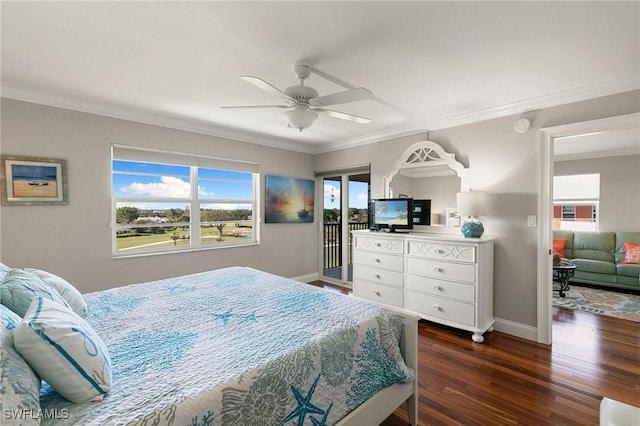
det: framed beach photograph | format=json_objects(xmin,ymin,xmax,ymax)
[
  {"xmin": 1, "ymin": 156, "xmax": 68, "ymax": 205},
  {"xmin": 265, "ymin": 175, "xmax": 315, "ymax": 223}
]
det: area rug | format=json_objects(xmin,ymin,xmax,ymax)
[{"xmin": 553, "ymin": 285, "xmax": 640, "ymax": 323}]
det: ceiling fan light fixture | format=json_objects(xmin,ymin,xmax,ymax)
[
  {"xmin": 285, "ymin": 108, "xmax": 318, "ymax": 132},
  {"xmin": 227, "ymin": 63, "xmax": 373, "ymax": 131}
]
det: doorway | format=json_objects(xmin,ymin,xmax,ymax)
[
  {"xmin": 537, "ymin": 113, "xmax": 639, "ymax": 344},
  {"xmin": 320, "ymin": 171, "xmax": 370, "ymax": 286}
]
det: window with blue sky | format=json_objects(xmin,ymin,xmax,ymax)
[
  {"xmin": 322, "ymin": 180, "xmax": 368, "ymax": 210},
  {"xmin": 112, "ymin": 147, "xmax": 258, "ymax": 256}
]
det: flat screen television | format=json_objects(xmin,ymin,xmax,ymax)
[
  {"xmin": 412, "ymin": 199, "xmax": 432, "ymax": 225},
  {"xmin": 370, "ymin": 198, "xmax": 413, "ymax": 232}
]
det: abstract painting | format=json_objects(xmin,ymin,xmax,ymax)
[{"xmin": 265, "ymin": 175, "xmax": 314, "ymax": 223}]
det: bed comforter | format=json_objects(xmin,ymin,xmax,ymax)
[{"xmin": 40, "ymin": 266, "xmax": 413, "ymax": 425}]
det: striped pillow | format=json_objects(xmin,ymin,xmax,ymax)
[
  {"xmin": 1, "ymin": 268, "xmax": 70, "ymax": 317},
  {"xmin": 13, "ymin": 297, "xmax": 112, "ymax": 403}
]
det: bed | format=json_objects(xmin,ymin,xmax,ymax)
[{"xmin": 3, "ymin": 265, "xmax": 418, "ymax": 425}]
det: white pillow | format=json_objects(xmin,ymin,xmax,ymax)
[
  {"xmin": 14, "ymin": 297, "xmax": 112, "ymax": 403},
  {"xmin": 0, "ymin": 305, "xmax": 41, "ymax": 425},
  {"xmin": 25, "ymin": 268, "xmax": 88, "ymax": 317}
]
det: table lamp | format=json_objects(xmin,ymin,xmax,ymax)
[{"xmin": 456, "ymin": 191, "xmax": 487, "ymax": 238}]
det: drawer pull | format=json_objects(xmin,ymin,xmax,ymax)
[
  {"xmin": 434, "ymin": 267, "xmax": 443, "ymax": 273},
  {"xmin": 433, "ymin": 285, "xmax": 443, "ymax": 291},
  {"xmin": 433, "ymin": 305, "xmax": 442, "ymax": 312},
  {"xmin": 374, "ymin": 291, "xmax": 381, "ymax": 296},
  {"xmin": 374, "ymin": 258, "xmax": 381, "ymax": 263},
  {"xmin": 435, "ymin": 249, "xmax": 443, "ymax": 254},
  {"xmin": 374, "ymin": 274, "xmax": 381, "ymax": 280},
  {"xmin": 375, "ymin": 243, "xmax": 382, "ymax": 247}
]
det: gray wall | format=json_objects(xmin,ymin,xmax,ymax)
[
  {"xmin": 555, "ymin": 155, "xmax": 640, "ymax": 232},
  {"xmin": 315, "ymin": 90, "xmax": 640, "ymax": 328},
  {"xmin": 0, "ymin": 99, "xmax": 318, "ymax": 292}
]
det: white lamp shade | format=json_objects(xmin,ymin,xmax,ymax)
[
  {"xmin": 285, "ymin": 108, "xmax": 318, "ymax": 131},
  {"xmin": 457, "ymin": 191, "xmax": 487, "ymax": 217}
]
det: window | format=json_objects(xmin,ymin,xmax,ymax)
[
  {"xmin": 553, "ymin": 174, "xmax": 599, "ymax": 231},
  {"xmin": 561, "ymin": 205, "xmax": 575, "ymax": 221},
  {"xmin": 112, "ymin": 146, "xmax": 259, "ymax": 256}
]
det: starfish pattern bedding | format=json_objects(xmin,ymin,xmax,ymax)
[{"xmin": 39, "ymin": 266, "xmax": 413, "ymax": 425}]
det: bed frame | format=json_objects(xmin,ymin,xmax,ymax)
[{"xmin": 336, "ymin": 309, "xmax": 419, "ymax": 426}]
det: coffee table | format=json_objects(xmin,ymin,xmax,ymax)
[{"xmin": 553, "ymin": 262, "xmax": 577, "ymax": 297}]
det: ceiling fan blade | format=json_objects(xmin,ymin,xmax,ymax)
[
  {"xmin": 221, "ymin": 104, "xmax": 290, "ymax": 109},
  {"xmin": 241, "ymin": 76, "xmax": 293, "ymax": 104},
  {"xmin": 315, "ymin": 108, "xmax": 371, "ymax": 124},
  {"xmin": 309, "ymin": 87, "xmax": 373, "ymax": 107}
]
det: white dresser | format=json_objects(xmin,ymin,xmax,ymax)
[{"xmin": 353, "ymin": 230, "xmax": 495, "ymax": 343}]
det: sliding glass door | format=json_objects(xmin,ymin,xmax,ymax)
[{"xmin": 320, "ymin": 171, "xmax": 369, "ymax": 285}]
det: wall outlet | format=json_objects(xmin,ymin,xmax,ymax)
[{"xmin": 527, "ymin": 215, "xmax": 537, "ymax": 227}]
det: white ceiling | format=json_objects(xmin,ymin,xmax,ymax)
[{"xmin": 2, "ymin": 1, "xmax": 639, "ymax": 154}]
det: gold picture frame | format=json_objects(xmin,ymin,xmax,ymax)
[{"xmin": 1, "ymin": 155, "xmax": 68, "ymax": 205}]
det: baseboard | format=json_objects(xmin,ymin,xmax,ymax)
[
  {"xmin": 292, "ymin": 272, "xmax": 319, "ymax": 283},
  {"xmin": 493, "ymin": 317, "xmax": 538, "ymax": 342}
]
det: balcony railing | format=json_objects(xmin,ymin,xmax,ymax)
[{"xmin": 323, "ymin": 221, "xmax": 369, "ymax": 270}]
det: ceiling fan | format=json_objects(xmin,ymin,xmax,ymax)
[{"xmin": 222, "ymin": 62, "xmax": 373, "ymax": 132}]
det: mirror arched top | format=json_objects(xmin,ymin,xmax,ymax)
[{"xmin": 384, "ymin": 140, "xmax": 470, "ymax": 197}]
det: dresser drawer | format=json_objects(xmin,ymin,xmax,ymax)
[
  {"xmin": 407, "ymin": 240, "xmax": 476, "ymax": 263},
  {"xmin": 406, "ymin": 275, "xmax": 475, "ymax": 303},
  {"xmin": 354, "ymin": 264, "xmax": 403, "ymax": 288},
  {"xmin": 354, "ymin": 250, "xmax": 404, "ymax": 272},
  {"xmin": 407, "ymin": 257, "xmax": 476, "ymax": 283},
  {"xmin": 354, "ymin": 280, "xmax": 403, "ymax": 307},
  {"xmin": 355, "ymin": 235, "xmax": 404, "ymax": 254},
  {"xmin": 405, "ymin": 291, "xmax": 475, "ymax": 326}
]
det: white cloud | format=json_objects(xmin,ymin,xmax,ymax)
[
  {"xmin": 198, "ymin": 187, "xmax": 214, "ymax": 197},
  {"xmin": 121, "ymin": 176, "xmax": 190, "ymax": 198},
  {"xmin": 120, "ymin": 176, "xmax": 215, "ymax": 198}
]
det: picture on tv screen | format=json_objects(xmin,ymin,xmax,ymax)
[{"xmin": 373, "ymin": 199, "xmax": 411, "ymax": 227}]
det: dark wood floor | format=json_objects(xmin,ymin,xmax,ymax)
[{"xmin": 309, "ymin": 281, "xmax": 640, "ymax": 425}]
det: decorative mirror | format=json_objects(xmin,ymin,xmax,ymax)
[{"xmin": 384, "ymin": 141, "xmax": 469, "ymax": 227}]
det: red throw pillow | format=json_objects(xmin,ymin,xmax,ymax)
[
  {"xmin": 553, "ymin": 239, "xmax": 567, "ymax": 257},
  {"xmin": 622, "ymin": 242, "xmax": 640, "ymax": 264}
]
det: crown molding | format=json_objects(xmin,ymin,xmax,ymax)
[
  {"xmin": 311, "ymin": 74, "xmax": 640, "ymax": 153},
  {"xmin": 3, "ymin": 74, "xmax": 638, "ymax": 156},
  {"xmin": 0, "ymin": 86, "xmax": 320, "ymax": 154},
  {"xmin": 315, "ymin": 122, "xmax": 430, "ymax": 154},
  {"xmin": 423, "ymin": 74, "xmax": 639, "ymax": 131}
]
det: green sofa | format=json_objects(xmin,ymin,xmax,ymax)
[{"xmin": 553, "ymin": 230, "xmax": 640, "ymax": 292}]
